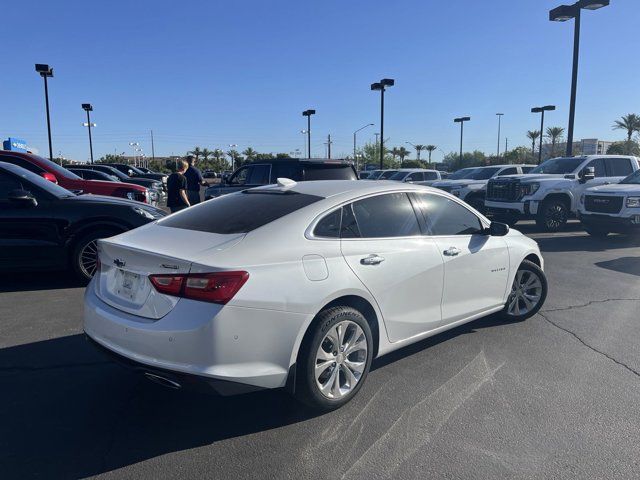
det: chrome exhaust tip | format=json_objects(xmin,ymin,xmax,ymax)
[{"xmin": 144, "ymin": 372, "xmax": 181, "ymax": 389}]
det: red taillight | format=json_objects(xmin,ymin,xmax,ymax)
[
  {"xmin": 41, "ymin": 172, "xmax": 58, "ymax": 184},
  {"xmin": 148, "ymin": 271, "xmax": 249, "ymax": 304}
]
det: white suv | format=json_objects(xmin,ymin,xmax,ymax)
[
  {"xmin": 431, "ymin": 164, "xmax": 534, "ymax": 213},
  {"xmin": 578, "ymin": 168, "xmax": 640, "ymax": 236},
  {"xmin": 485, "ymin": 155, "xmax": 640, "ymax": 232}
]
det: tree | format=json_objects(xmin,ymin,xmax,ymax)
[
  {"xmin": 546, "ymin": 127, "xmax": 565, "ymax": 157},
  {"xmin": 425, "ymin": 145, "xmax": 437, "ymax": 165},
  {"xmin": 188, "ymin": 147, "xmax": 203, "ymax": 160},
  {"xmin": 443, "ymin": 150, "xmax": 487, "ymax": 170},
  {"xmin": 360, "ymin": 142, "xmax": 394, "ymax": 168},
  {"xmin": 413, "ymin": 144, "xmax": 426, "ymax": 162},
  {"xmin": 613, "ymin": 114, "xmax": 640, "ymax": 142},
  {"xmin": 526, "ymin": 130, "xmax": 540, "ymax": 156},
  {"xmin": 389, "ymin": 147, "xmax": 400, "ymax": 163},
  {"xmin": 242, "ymin": 147, "xmax": 257, "ymax": 163},
  {"xmin": 397, "ymin": 147, "xmax": 410, "ymax": 166},
  {"xmin": 607, "ymin": 140, "xmax": 640, "ymax": 156},
  {"xmin": 227, "ymin": 149, "xmax": 242, "ymax": 170},
  {"xmin": 98, "ymin": 154, "xmax": 127, "ymax": 164},
  {"xmin": 201, "ymin": 148, "xmax": 213, "ymax": 163}
]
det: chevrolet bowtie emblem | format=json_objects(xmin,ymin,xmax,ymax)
[{"xmin": 113, "ymin": 258, "xmax": 126, "ymax": 268}]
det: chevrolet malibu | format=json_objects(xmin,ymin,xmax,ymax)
[{"xmin": 84, "ymin": 180, "xmax": 547, "ymax": 410}]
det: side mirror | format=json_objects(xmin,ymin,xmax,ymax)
[
  {"xmin": 579, "ymin": 166, "xmax": 595, "ymax": 183},
  {"xmin": 128, "ymin": 169, "xmax": 135, "ymax": 177},
  {"xmin": 8, "ymin": 189, "xmax": 38, "ymax": 207},
  {"xmin": 488, "ymin": 221, "xmax": 509, "ymax": 237}
]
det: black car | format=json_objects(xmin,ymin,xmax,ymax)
[
  {"xmin": 103, "ymin": 163, "xmax": 168, "ymax": 189},
  {"xmin": 204, "ymin": 158, "xmax": 358, "ymax": 199},
  {"xmin": 70, "ymin": 164, "xmax": 165, "ymax": 200},
  {"xmin": 0, "ymin": 162, "xmax": 166, "ymax": 282},
  {"xmin": 67, "ymin": 167, "xmax": 120, "ymax": 182}
]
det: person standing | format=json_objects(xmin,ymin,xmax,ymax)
[
  {"xmin": 184, "ymin": 155, "xmax": 207, "ymax": 205},
  {"xmin": 166, "ymin": 159, "xmax": 190, "ymax": 213}
]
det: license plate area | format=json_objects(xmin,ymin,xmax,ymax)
[
  {"xmin": 632, "ymin": 215, "xmax": 640, "ymax": 225},
  {"xmin": 115, "ymin": 269, "xmax": 142, "ymax": 301}
]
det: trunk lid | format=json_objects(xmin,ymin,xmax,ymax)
[{"xmin": 95, "ymin": 224, "xmax": 245, "ymax": 319}]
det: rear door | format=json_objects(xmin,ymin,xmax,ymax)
[
  {"xmin": 412, "ymin": 192, "xmax": 510, "ymax": 323},
  {"xmin": 340, "ymin": 192, "xmax": 444, "ymax": 343}
]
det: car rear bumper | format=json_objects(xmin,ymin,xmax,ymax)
[{"xmin": 83, "ymin": 282, "xmax": 309, "ymax": 391}]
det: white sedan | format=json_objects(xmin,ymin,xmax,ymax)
[{"xmin": 84, "ymin": 179, "xmax": 547, "ymax": 410}]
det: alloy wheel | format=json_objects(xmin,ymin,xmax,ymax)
[
  {"xmin": 79, "ymin": 240, "xmax": 99, "ymax": 279},
  {"xmin": 315, "ymin": 320, "xmax": 368, "ymax": 399},
  {"xmin": 507, "ymin": 269, "xmax": 543, "ymax": 316},
  {"xmin": 544, "ymin": 204, "xmax": 567, "ymax": 230}
]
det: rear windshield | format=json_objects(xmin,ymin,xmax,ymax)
[
  {"xmin": 302, "ymin": 164, "xmax": 357, "ymax": 181},
  {"xmin": 158, "ymin": 190, "xmax": 324, "ymax": 234}
]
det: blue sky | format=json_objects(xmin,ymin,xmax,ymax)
[{"xmin": 1, "ymin": 0, "xmax": 638, "ymax": 162}]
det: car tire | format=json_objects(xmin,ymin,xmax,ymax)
[
  {"xmin": 536, "ymin": 198, "xmax": 569, "ymax": 232},
  {"xmin": 502, "ymin": 260, "xmax": 547, "ymax": 321},
  {"xmin": 584, "ymin": 225, "xmax": 610, "ymax": 237},
  {"xmin": 71, "ymin": 229, "xmax": 119, "ymax": 283},
  {"xmin": 295, "ymin": 306, "xmax": 373, "ymax": 411}
]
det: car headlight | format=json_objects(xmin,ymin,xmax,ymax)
[
  {"xmin": 626, "ymin": 197, "xmax": 640, "ymax": 208},
  {"xmin": 518, "ymin": 182, "xmax": 540, "ymax": 198},
  {"xmin": 132, "ymin": 206, "xmax": 162, "ymax": 219}
]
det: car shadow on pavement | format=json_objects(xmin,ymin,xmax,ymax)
[
  {"xmin": 534, "ymin": 234, "xmax": 639, "ymax": 253},
  {"xmin": 0, "ymin": 270, "xmax": 85, "ymax": 293},
  {"xmin": 595, "ymin": 256, "xmax": 640, "ymax": 277}
]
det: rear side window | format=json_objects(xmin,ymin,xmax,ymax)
[
  {"xmin": 0, "ymin": 171, "xmax": 23, "ymax": 198},
  {"xmin": 498, "ymin": 167, "xmax": 517, "ymax": 176},
  {"xmin": 159, "ymin": 191, "xmax": 323, "ymax": 234},
  {"xmin": 313, "ymin": 209, "xmax": 341, "ymax": 238},
  {"xmin": 522, "ymin": 166, "xmax": 535, "ymax": 173},
  {"xmin": 424, "ymin": 171, "xmax": 439, "ymax": 180},
  {"xmin": 246, "ymin": 164, "xmax": 271, "ymax": 185},
  {"xmin": 605, "ymin": 158, "xmax": 633, "ymax": 177},
  {"xmin": 2, "ymin": 156, "xmax": 44, "ymax": 175},
  {"xmin": 350, "ymin": 193, "xmax": 420, "ymax": 238},
  {"xmin": 302, "ymin": 164, "xmax": 357, "ymax": 181},
  {"xmin": 414, "ymin": 193, "xmax": 483, "ymax": 235}
]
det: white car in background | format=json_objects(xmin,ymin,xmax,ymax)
[
  {"xmin": 388, "ymin": 168, "xmax": 442, "ymax": 185},
  {"xmin": 84, "ymin": 179, "xmax": 547, "ymax": 410}
]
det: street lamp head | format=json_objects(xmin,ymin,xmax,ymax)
[
  {"xmin": 496, "ymin": 113, "xmax": 504, "ymax": 116},
  {"xmin": 549, "ymin": 5, "xmax": 577, "ymax": 21},
  {"xmin": 81, "ymin": 103, "xmax": 93, "ymax": 112},
  {"xmin": 454, "ymin": 117, "xmax": 471, "ymax": 123},
  {"xmin": 302, "ymin": 109, "xmax": 316, "ymax": 116},
  {"xmin": 532, "ymin": 105, "xmax": 556, "ymax": 113},
  {"xmin": 370, "ymin": 82, "xmax": 382, "ymax": 91},
  {"xmin": 35, "ymin": 63, "xmax": 53, "ymax": 77},
  {"xmin": 578, "ymin": 0, "xmax": 609, "ymax": 10},
  {"xmin": 380, "ymin": 78, "xmax": 395, "ymax": 87}
]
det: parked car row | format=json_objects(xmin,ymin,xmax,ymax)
[{"xmin": 0, "ymin": 161, "xmax": 166, "ymax": 282}]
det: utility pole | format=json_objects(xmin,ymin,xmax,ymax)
[
  {"xmin": 150, "ymin": 130, "xmax": 155, "ymax": 162},
  {"xmin": 326, "ymin": 134, "xmax": 332, "ymax": 159},
  {"xmin": 505, "ymin": 137, "xmax": 508, "ymax": 154}
]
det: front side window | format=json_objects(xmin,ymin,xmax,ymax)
[
  {"xmin": 522, "ymin": 166, "xmax": 535, "ymax": 173},
  {"xmin": 498, "ymin": 167, "xmax": 517, "ymax": 176},
  {"xmin": 379, "ymin": 170, "xmax": 398, "ymax": 180},
  {"xmin": 414, "ymin": 193, "xmax": 483, "ymax": 236},
  {"xmin": 586, "ymin": 158, "xmax": 606, "ymax": 177},
  {"xmin": 407, "ymin": 172, "xmax": 424, "ymax": 182},
  {"xmin": 0, "ymin": 171, "xmax": 23, "ymax": 198},
  {"xmin": 424, "ymin": 171, "xmax": 439, "ymax": 180},
  {"xmin": 229, "ymin": 166, "xmax": 250, "ymax": 185},
  {"xmin": 349, "ymin": 193, "xmax": 420, "ymax": 238},
  {"xmin": 605, "ymin": 158, "xmax": 633, "ymax": 177}
]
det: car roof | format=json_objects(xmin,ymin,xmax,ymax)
[
  {"xmin": 252, "ymin": 179, "xmax": 437, "ymax": 198},
  {"xmin": 247, "ymin": 158, "xmax": 353, "ymax": 165}
]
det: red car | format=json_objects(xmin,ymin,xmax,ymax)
[{"xmin": 0, "ymin": 151, "xmax": 150, "ymax": 203}]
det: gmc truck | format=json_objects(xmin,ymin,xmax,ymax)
[{"xmin": 485, "ymin": 155, "xmax": 640, "ymax": 232}]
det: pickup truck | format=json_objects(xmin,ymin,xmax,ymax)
[
  {"xmin": 431, "ymin": 164, "xmax": 534, "ymax": 213},
  {"xmin": 578, "ymin": 168, "xmax": 640, "ymax": 236},
  {"xmin": 485, "ymin": 155, "xmax": 640, "ymax": 231}
]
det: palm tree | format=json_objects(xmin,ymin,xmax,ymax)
[
  {"xmin": 425, "ymin": 145, "xmax": 437, "ymax": 165},
  {"xmin": 201, "ymin": 148, "xmax": 213, "ymax": 163},
  {"xmin": 242, "ymin": 147, "xmax": 257, "ymax": 163},
  {"xmin": 613, "ymin": 113, "xmax": 640, "ymax": 141},
  {"xmin": 397, "ymin": 146, "xmax": 410, "ymax": 166},
  {"xmin": 412, "ymin": 144, "xmax": 426, "ymax": 162},
  {"xmin": 227, "ymin": 149, "xmax": 242, "ymax": 170},
  {"xmin": 526, "ymin": 130, "xmax": 540, "ymax": 156},
  {"xmin": 389, "ymin": 147, "xmax": 400, "ymax": 163},
  {"xmin": 188, "ymin": 146, "xmax": 203, "ymax": 161},
  {"xmin": 545, "ymin": 127, "xmax": 565, "ymax": 157}
]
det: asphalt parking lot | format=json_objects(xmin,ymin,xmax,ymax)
[{"xmin": 2, "ymin": 221, "xmax": 640, "ymax": 479}]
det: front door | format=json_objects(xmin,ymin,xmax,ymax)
[
  {"xmin": 412, "ymin": 192, "xmax": 510, "ymax": 323},
  {"xmin": 339, "ymin": 193, "xmax": 444, "ymax": 343}
]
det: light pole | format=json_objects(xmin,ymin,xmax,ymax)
[
  {"xmin": 300, "ymin": 130, "xmax": 307, "ymax": 159},
  {"xmin": 35, "ymin": 64, "xmax": 54, "ymax": 162},
  {"xmin": 496, "ymin": 113, "xmax": 504, "ymax": 157},
  {"xmin": 81, "ymin": 104, "xmax": 96, "ymax": 164},
  {"xmin": 453, "ymin": 117, "xmax": 471, "ymax": 165},
  {"xmin": 128, "ymin": 142, "xmax": 139, "ymax": 166},
  {"xmin": 353, "ymin": 123, "xmax": 374, "ymax": 170},
  {"xmin": 531, "ymin": 105, "xmax": 556, "ymax": 164},
  {"xmin": 228, "ymin": 144, "xmax": 238, "ymax": 169},
  {"xmin": 302, "ymin": 110, "xmax": 315, "ymax": 159},
  {"xmin": 371, "ymin": 78, "xmax": 395, "ymax": 169},
  {"xmin": 550, "ymin": 0, "xmax": 609, "ymax": 156}
]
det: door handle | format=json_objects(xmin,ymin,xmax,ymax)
[
  {"xmin": 360, "ymin": 254, "xmax": 385, "ymax": 265},
  {"xmin": 443, "ymin": 247, "xmax": 461, "ymax": 257}
]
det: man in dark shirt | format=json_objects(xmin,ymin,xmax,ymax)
[
  {"xmin": 166, "ymin": 160, "xmax": 190, "ymax": 213},
  {"xmin": 184, "ymin": 155, "xmax": 207, "ymax": 205}
]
